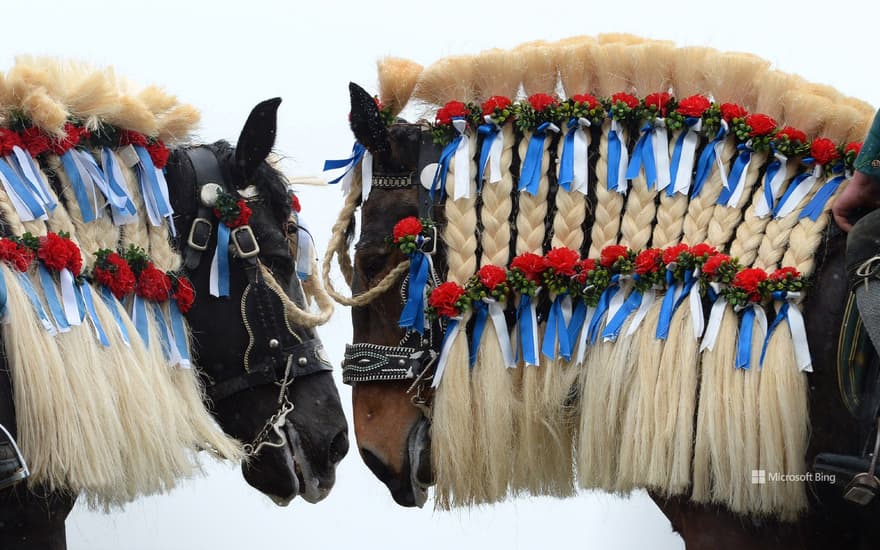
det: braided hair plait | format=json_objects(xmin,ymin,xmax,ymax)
[
  {"xmin": 588, "ymin": 119, "xmax": 627, "ymax": 257},
  {"xmin": 706, "ymin": 151, "xmax": 769, "ymax": 251},
  {"xmin": 681, "ymin": 136, "xmax": 737, "ymax": 244}
]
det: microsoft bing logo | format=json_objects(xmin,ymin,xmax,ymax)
[{"xmin": 751, "ymin": 469, "xmax": 766, "ymax": 484}]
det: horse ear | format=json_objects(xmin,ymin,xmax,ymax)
[
  {"xmin": 235, "ymin": 97, "xmax": 282, "ymax": 180},
  {"xmin": 349, "ymin": 82, "xmax": 390, "ymax": 155}
]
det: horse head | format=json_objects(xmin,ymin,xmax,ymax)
[{"xmin": 166, "ymin": 98, "xmax": 348, "ymax": 505}]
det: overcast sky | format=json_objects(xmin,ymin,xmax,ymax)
[{"xmin": 3, "ymin": 1, "xmax": 878, "ymax": 549}]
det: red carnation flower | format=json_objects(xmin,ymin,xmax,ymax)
[
  {"xmin": 0, "ymin": 128, "xmax": 23, "ymax": 157},
  {"xmin": 600, "ymin": 245, "xmax": 629, "ymax": 268},
  {"xmin": 634, "ymin": 248, "xmax": 663, "ymax": 275},
  {"xmin": 94, "ymin": 252, "xmax": 137, "ymax": 299},
  {"xmin": 291, "ymin": 193, "xmax": 301, "ymax": 213},
  {"xmin": 662, "ymin": 243, "xmax": 690, "ymax": 265},
  {"xmin": 37, "ymin": 232, "xmax": 73, "ymax": 272},
  {"xmin": 746, "ymin": 114, "xmax": 777, "ymax": 137},
  {"xmin": 571, "ymin": 94, "xmax": 599, "ymax": 110},
  {"xmin": 392, "ymin": 216, "xmax": 423, "ymax": 243},
  {"xmin": 702, "ymin": 254, "xmax": 732, "ymax": 278},
  {"xmin": 20, "ymin": 127, "xmax": 50, "ymax": 157},
  {"xmin": 811, "ymin": 137, "xmax": 840, "ymax": 166},
  {"xmin": 545, "ymin": 247, "xmax": 580, "ymax": 276},
  {"xmin": 575, "ymin": 258, "xmax": 597, "ymax": 284},
  {"xmin": 775, "ymin": 126, "xmax": 806, "ymax": 143},
  {"xmin": 689, "ymin": 243, "xmax": 719, "ymax": 261},
  {"xmin": 119, "ymin": 130, "xmax": 149, "ymax": 147},
  {"xmin": 231, "ymin": 201, "xmax": 252, "ymax": 228},
  {"xmin": 482, "ymin": 96, "xmax": 512, "ymax": 116},
  {"xmin": 136, "ymin": 263, "xmax": 172, "ymax": 302},
  {"xmin": 146, "ymin": 140, "xmax": 170, "ymax": 169},
  {"xmin": 677, "ymin": 95, "xmax": 711, "ymax": 118},
  {"xmin": 528, "ymin": 93, "xmax": 557, "ymax": 113},
  {"xmin": 720, "ymin": 103, "xmax": 748, "ymax": 123},
  {"xmin": 477, "ymin": 265, "xmax": 507, "ymax": 291},
  {"xmin": 173, "ymin": 276, "xmax": 196, "ymax": 314},
  {"xmin": 50, "ymin": 123, "xmax": 87, "ymax": 155},
  {"xmin": 845, "ymin": 142, "xmax": 863, "ymax": 156},
  {"xmin": 0, "ymin": 239, "xmax": 34, "ymax": 272},
  {"xmin": 428, "ymin": 281, "xmax": 466, "ymax": 318},
  {"xmin": 436, "ymin": 101, "xmax": 468, "ymax": 126},
  {"xmin": 64, "ymin": 239, "xmax": 83, "ymax": 277},
  {"xmin": 611, "ymin": 92, "xmax": 639, "ymax": 109},
  {"xmin": 770, "ymin": 266, "xmax": 800, "ymax": 281},
  {"xmin": 510, "ymin": 252, "xmax": 547, "ymax": 282},
  {"xmin": 644, "ymin": 92, "xmax": 672, "ymax": 117},
  {"xmin": 732, "ymin": 267, "xmax": 768, "ymax": 301}
]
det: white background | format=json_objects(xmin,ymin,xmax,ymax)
[{"xmin": 2, "ymin": 1, "xmax": 877, "ymax": 549}]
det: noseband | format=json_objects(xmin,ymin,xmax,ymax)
[{"xmin": 178, "ymin": 146, "xmax": 332, "ymax": 454}]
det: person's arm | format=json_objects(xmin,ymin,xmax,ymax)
[{"xmin": 833, "ymin": 109, "xmax": 880, "ymax": 231}]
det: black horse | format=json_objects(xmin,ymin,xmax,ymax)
[{"xmin": 0, "ymin": 99, "xmax": 349, "ymax": 549}]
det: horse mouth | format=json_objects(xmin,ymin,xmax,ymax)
[
  {"xmin": 288, "ymin": 426, "xmax": 333, "ymax": 504},
  {"xmin": 406, "ymin": 418, "xmax": 432, "ymax": 507}
]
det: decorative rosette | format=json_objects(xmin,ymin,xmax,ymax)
[
  {"xmin": 391, "ymin": 216, "xmax": 431, "ymax": 255},
  {"xmin": 772, "ymin": 126, "xmax": 809, "ymax": 158},
  {"xmin": 800, "ymin": 139, "xmax": 858, "ymax": 221},
  {"xmin": 604, "ymin": 92, "xmax": 640, "ymax": 123},
  {"xmin": 477, "ymin": 96, "xmax": 514, "ymax": 188},
  {"xmin": 20, "ymin": 126, "xmax": 52, "ymax": 157},
  {"xmin": 641, "ymin": 91, "xmax": 673, "ymax": 120},
  {"xmin": 92, "ymin": 249, "xmax": 137, "ymax": 300},
  {"xmin": 632, "ymin": 248, "xmax": 664, "ymax": 293},
  {"xmin": 740, "ymin": 113, "xmax": 777, "ymax": 151},
  {"xmin": 514, "ymin": 93, "xmax": 561, "ymax": 133},
  {"xmin": 123, "ymin": 246, "xmax": 172, "ymax": 303},
  {"xmin": 542, "ymin": 247, "xmax": 580, "ymax": 295},
  {"xmin": 508, "ymin": 252, "xmax": 547, "ymax": 297},
  {"xmin": 170, "ymin": 273, "xmax": 196, "ymax": 314},
  {"xmin": 588, "ymin": 245, "xmax": 635, "ymax": 344},
  {"xmin": 810, "ymin": 137, "xmax": 841, "ymax": 171},
  {"xmin": 481, "ymin": 96, "xmax": 514, "ymax": 126},
  {"xmin": 427, "ymin": 281, "xmax": 469, "ymax": 319},
  {"xmin": 393, "ymin": 216, "xmax": 436, "ymax": 334},
  {"xmin": 701, "ymin": 253, "xmax": 741, "ymax": 287},
  {"xmin": 762, "ymin": 266, "xmax": 811, "ymax": 370},
  {"xmin": 720, "ymin": 267, "xmax": 770, "ymax": 308},
  {"xmin": 574, "ymin": 258, "xmax": 610, "ymax": 307},
  {"xmin": 558, "ymin": 93, "xmax": 603, "ymax": 194},
  {"xmin": 213, "ymin": 189, "xmax": 253, "ymax": 228},
  {"xmin": 432, "ymin": 100, "xmax": 479, "ymax": 146},
  {"xmin": 563, "ymin": 93, "xmax": 606, "ymax": 127},
  {"xmin": 50, "ymin": 123, "xmax": 90, "ymax": 156},
  {"xmin": 842, "ymin": 142, "xmax": 863, "ymax": 172},
  {"xmin": 599, "ymin": 244, "xmax": 634, "ymax": 274},
  {"xmin": 0, "ymin": 238, "xmax": 35, "ymax": 272},
  {"xmin": 508, "ymin": 252, "xmax": 548, "ymax": 366},
  {"xmin": 667, "ymin": 94, "xmax": 714, "ymax": 133},
  {"xmin": 466, "ymin": 265, "xmax": 510, "ymax": 303},
  {"xmin": 466, "ymin": 264, "xmax": 516, "ymax": 367},
  {"xmin": 540, "ymin": 247, "xmax": 581, "ymax": 360},
  {"xmin": 722, "ymin": 103, "xmax": 750, "ymax": 138}
]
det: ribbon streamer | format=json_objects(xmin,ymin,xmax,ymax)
[
  {"xmin": 587, "ymin": 281, "xmax": 619, "ymax": 344},
  {"xmin": 60, "ymin": 150, "xmax": 100, "ymax": 222},
  {"xmin": 773, "ymin": 163, "xmax": 820, "ymax": 219},
  {"xmin": 519, "ymin": 122, "xmax": 559, "ymax": 195},
  {"xmin": 486, "ymin": 300, "xmax": 516, "ymax": 368},
  {"xmin": 626, "ymin": 123, "xmax": 658, "ymax": 189},
  {"xmin": 558, "ymin": 118, "xmax": 591, "ymax": 194},
  {"xmin": 573, "ymin": 305, "xmax": 596, "ymax": 366},
  {"xmin": 432, "ymin": 134, "xmax": 461, "ymax": 200},
  {"xmin": 735, "ymin": 303, "xmax": 768, "ymax": 369},
  {"xmin": 607, "ymin": 119, "xmax": 629, "ymax": 193},
  {"xmin": 451, "ymin": 119, "xmax": 471, "ymax": 201},
  {"xmin": 652, "ymin": 119, "xmax": 671, "ymax": 192},
  {"xmin": 99, "ymin": 147, "xmax": 139, "ymax": 224},
  {"xmin": 431, "ymin": 318, "xmax": 461, "ymax": 388},
  {"xmin": 323, "ymin": 141, "xmax": 366, "ymax": 193},
  {"xmin": 11, "ymin": 147, "xmax": 56, "ymax": 212},
  {"xmin": 80, "ymin": 283, "xmax": 110, "ymax": 347},
  {"xmin": 133, "ymin": 145, "xmax": 174, "ymax": 229},
  {"xmin": 799, "ymin": 174, "xmax": 846, "ymax": 221},
  {"xmin": 754, "ymin": 154, "xmax": 788, "ymax": 217},
  {"xmin": 59, "ymin": 268, "xmax": 84, "ymax": 326},
  {"xmin": 0, "ymin": 156, "xmax": 46, "ymax": 221},
  {"xmin": 398, "ymin": 249, "xmax": 430, "ymax": 334},
  {"xmin": 566, "ymin": 300, "xmax": 588, "ymax": 350},
  {"xmin": 626, "ymin": 287, "xmax": 656, "ymax": 336},
  {"xmin": 717, "ymin": 144, "xmax": 752, "ymax": 208},
  {"xmin": 669, "ymin": 118, "xmax": 702, "ymax": 196},
  {"xmin": 99, "ymin": 286, "xmax": 130, "ymax": 346},
  {"xmin": 17, "ymin": 272, "xmax": 55, "ymax": 334},
  {"xmin": 477, "ymin": 123, "xmax": 500, "ymax": 190},
  {"xmin": 169, "ymin": 301, "xmax": 192, "ymax": 368},
  {"xmin": 150, "ymin": 301, "xmax": 177, "ymax": 363},
  {"xmin": 761, "ymin": 292, "xmax": 812, "ymax": 372},
  {"xmin": 470, "ymin": 300, "xmax": 489, "ymax": 367},
  {"xmin": 132, "ymin": 294, "xmax": 150, "ymax": 348},
  {"xmin": 516, "ymin": 293, "xmax": 541, "ymax": 366},
  {"xmin": 692, "ymin": 124, "xmax": 728, "ymax": 197},
  {"xmin": 38, "ymin": 265, "xmax": 70, "ymax": 333},
  {"xmin": 700, "ymin": 284, "xmax": 726, "ymax": 352},
  {"xmin": 542, "ymin": 294, "xmax": 573, "ymax": 361},
  {"xmin": 209, "ymin": 222, "xmax": 231, "ymax": 297},
  {"xmin": 602, "ymin": 289, "xmax": 643, "ymax": 342}
]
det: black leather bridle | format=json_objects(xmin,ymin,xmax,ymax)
[{"xmin": 176, "ymin": 146, "xmax": 332, "ymax": 449}]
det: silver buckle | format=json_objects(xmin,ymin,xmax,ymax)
[
  {"xmin": 187, "ymin": 218, "xmax": 213, "ymax": 251},
  {"xmin": 420, "ymin": 226, "xmax": 438, "ymax": 255},
  {"xmin": 231, "ymin": 225, "xmax": 260, "ymax": 259}
]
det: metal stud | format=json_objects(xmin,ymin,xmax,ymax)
[
  {"xmin": 298, "ymin": 357, "xmax": 308, "ymax": 366},
  {"xmin": 398, "ymin": 359, "xmax": 406, "ymax": 367},
  {"xmin": 268, "ymin": 339, "xmax": 280, "ymax": 349}
]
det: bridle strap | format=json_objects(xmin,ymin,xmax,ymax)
[
  {"xmin": 342, "ymin": 342, "xmax": 436, "ymax": 384},
  {"xmin": 182, "ymin": 147, "xmax": 226, "ymax": 270}
]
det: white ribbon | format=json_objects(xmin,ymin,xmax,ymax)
[
  {"xmin": 431, "ymin": 316, "xmax": 462, "ymax": 388},
  {"xmin": 69, "ymin": 151, "xmax": 104, "ymax": 218},
  {"xmin": 689, "ymin": 268, "xmax": 704, "ymax": 339},
  {"xmin": 611, "ymin": 119, "xmax": 629, "ymax": 194},
  {"xmin": 652, "ymin": 118, "xmax": 672, "ymax": 192},
  {"xmin": 606, "ymin": 281, "xmax": 629, "ymax": 323},
  {"xmin": 724, "ymin": 146, "xmax": 752, "ymax": 208},
  {"xmin": 715, "ymin": 121, "xmax": 730, "ymax": 189},
  {"xmin": 0, "ymin": 163, "xmax": 41, "ymax": 221},
  {"xmin": 673, "ymin": 119, "xmax": 702, "ymax": 195},
  {"xmin": 754, "ymin": 153, "xmax": 789, "ymax": 218},
  {"xmin": 100, "ymin": 148, "xmax": 139, "ymax": 225},
  {"xmin": 452, "ymin": 119, "xmax": 471, "ymax": 201},
  {"xmin": 774, "ymin": 165, "xmax": 821, "ymax": 219},
  {"xmin": 573, "ymin": 306, "xmax": 596, "ymax": 366},
  {"xmin": 525, "ymin": 290, "xmax": 541, "ymax": 367},
  {"xmin": 752, "ymin": 303, "xmax": 768, "ymax": 353},
  {"xmin": 487, "ymin": 299, "xmax": 516, "ymax": 368},
  {"xmin": 485, "ymin": 116, "xmax": 504, "ymax": 184},
  {"xmin": 573, "ymin": 118, "xmax": 591, "ymax": 194},
  {"xmin": 59, "ymin": 268, "xmax": 83, "ymax": 326},
  {"xmin": 12, "ymin": 146, "xmax": 54, "ymax": 207},
  {"xmin": 700, "ymin": 283, "xmax": 726, "ymax": 352},
  {"xmin": 785, "ymin": 292, "xmax": 812, "ymax": 372},
  {"xmin": 360, "ymin": 150, "xmax": 373, "ymax": 203},
  {"xmin": 626, "ymin": 287, "xmax": 656, "ymax": 336},
  {"xmin": 152, "ymin": 167, "xmax": 176, "ymax": 237}
]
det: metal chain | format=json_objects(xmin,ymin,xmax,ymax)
[{"xmin": 242, "ymin": 357, "xmax": 297, "ymax": 457}]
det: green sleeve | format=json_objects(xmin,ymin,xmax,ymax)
[{"xmin": 855, "ymin": 108, "xmax": 880, "ymax": 179}]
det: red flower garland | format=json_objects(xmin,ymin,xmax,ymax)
[
  {"xmin": 544, "ymin": 247, "xmax": 579, "ymax": 276},
  {"xmin": 146, "ymin": 140, "xmax": 170, "ymax": 169},
  {"xmin": 0, "ymin": 239, "xmax": 34, "ymax": 272},
  {"xmin": 93, "ymin": 251, "xmax": 137, "ymax": 299},
  {"xmin": 482, "ymin": 96, "xmax": 512, "ymax": 116},
  {"xmin": 720, "ymin": 103, "xmax": 748, "ymax": 123},
  {"xmin": 20, "ymin": 127, "xmax": 50, "ymax": 157},
  {"xmin": 428, "ymin": 281, "xmax": 467, "ymax": 318},
  {"xmin": 611, "ymin": 92, "xmax": 639, "ymax": 109},
  {"xmin": 50, "ymin": 123, "xmax": 88, "ymax": 155},
  {"xmin": 136, "ymin": 262, "xmax": 172, "ymax": 302},
  {"xmin": 571, "ymin": 93, "xmax": 600, "ymax": 110},
  {"xmin": 0, "ymin": 128, "xmax": 23, "ymax": 157},
  {"xmin": 600, "ymin": 245, "xmax": 629, "ymax": 269},
  {"xmin": 37, "ymin": 232, "xmax": 81, "ymax": 274},
  {"xmin": 435, "ymin": 101, "xmax": 468, "ymax": 126},
  {"xmin": 811, "ymin": 137, "xmax": 840, "ymax": 166},
  {"xmin": 677, "ymin": 95, "xmax": 711, "ymax": 118},
  {"xmin": 731, "ymin": 267, "xmax": 768, "ymax": 302},
  {"xmin": 510, "ymin": 252, "xmax": 547, "ymax": 282},
  {"xmin": 634, "ymin": 248, "xmax": 663, "ymax": 276},
  {"xmin": 172, "ymin": 276, "xmax": 196, "ymax": 313},
  {"xmin": 644, "ymin": 92, "xmax": 672, "ymax": 117},
  {"xmin": 745, "ymin": 114, "xmax": 777, "ymax": 137},
  {"xmin": 476, "ymin": 265, "xmax": 506, "ymax": 291},
  {"xmin": 528, "ymin": 93, "xmax": 557, "ymax": 113},
  {"xmin": 119, "ymin": 130, "xmax": 149, "ymax": 147}
]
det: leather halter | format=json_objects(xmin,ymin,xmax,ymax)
[
  {"xmin": 178, "ymin": 146, "xmax": 332, "ymax": 403},
  {"xmin": 341, "ymin": 128, "xmax": 444, "ymax": 393}
]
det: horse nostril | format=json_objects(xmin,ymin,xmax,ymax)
[{"xmin": 328, "ymin": 429, "xmax": 350, "ymax": 465}]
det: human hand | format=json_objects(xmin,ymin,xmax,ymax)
[{"xmin": 832, "ymin": 171, "xmax": 880, "ymax": 232}]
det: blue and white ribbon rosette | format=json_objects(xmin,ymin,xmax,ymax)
[
  {"xmin": 397, "ymin": 233, "xmax": 433, "ymax": 335},
  {"xmin": 516, "ymin": 288, "xmax": 542, "ymax": 367},
  {"xmin": 477, "ymin": 115, "xmax": 504, "ymax": 190},
  {"xmin": 470, "ymin": 297, "xmax": 516, "ymax": 369},
  {"xmin": 626, "ymin": 117, "xmax": 671, "ymax": 192},
  {"xmin": 519, "ymin": 121, "xmax": 560, "ymax": 196},
  {"xmin": 323, "ymin": 141, "xmax": 372, "ymax": 201},
  {"xmin": 761, "ymin": 290, "xmax": 811, "ymax": 372},
  {"xmin": 669, "ymin": 117, "xmax": 702, "ymax": 196},
  {"xmin": 558, "ymin": 117, "xmax": 591, "ymax": 194},
  {"xmin": 433, "ymin": 118, "xmax": 473, "ymax": 201}
]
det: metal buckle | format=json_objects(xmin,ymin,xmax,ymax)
[
  {"xmin": 420, "ymin": 226, "xmax": 438, "ymax": 255},
  {"xmin": 231, "ymin": 225, "xmax": 260, "ymax": 258},
  {"xmin": 187, "ymin": 218, "xmax": 213, "ymax": 251},
  {"xmin": 0, "ymin": 424, "xmax": 29, "ymax": 491}
]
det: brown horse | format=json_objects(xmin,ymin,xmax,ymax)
[{"xmin": 326, "ymin": 81, "xmax": 880, "ymax": 548}]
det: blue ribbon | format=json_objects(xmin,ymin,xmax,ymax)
[
  {"xmin": 601, "ymin": 289, "xmax": 643, "ymax": 341},
  {"xmin": 134, "ymin": 145, "xmax": 173, "ymax": 218},
  {"xmin": 736, "ymin": 305, "xmax": 757, "ymax": 369},
  {"xmin": 667, "ymin": 117, "xmax": 700, "ymax": 197},
  {"xmin": 692, "ymin": 126, "xmax": 727, "ymax": 197},
  {"xmin": 150, "ymin": 301, "xmax": 173, "ymax": 361},
  {"xmin": 516, "ymin": 294, "xmax": 540, "ymax": 365},
  {"xmin": 519, "ymin": 122, "xmax": 553, "ymax": 195},
  {"xmin": 587, "ymin": 278, "xmax": 620, "ymax": 344},
  {"xmin": 38, "ymin": 265, "xmax": 69, "ymax": 331},
  {"xmin": 13, "ymin": 151, "xmax": 56, "ymax": 212},
  {"xmin": 762, "ymin": 158, "xmax": 782, "ymax": 213},
  {"xmin": 626, "ymin": 124, "xmax": 657, "ymax": 188},
  {"xmin": 558, "ymin": 118, "xmax": 580, "ymax": 191},
  {"xmin": 0, "ymin": 157, "xmax": 45, "ymax": 219},
  {"xmin": 431, "ymin": 135, "xmax": 461, "ymax": 200},
  {"xmin": 542, "ymin": 295, "xmax": 573, "ymax": 361},
  {"xmin": 760, "ymin": 291, "xmax": 788, "ymax": 365},
  {"xmin": 0, "ymin": 268, "xmax": 7, "ymax": 319},
  {"xmin": 17, "ymin": 272, "xmax": 53, "ymax": 331},
  {"xmin": 60, "ymin": 151, "xmax": 95, "ymax": 222},
  {"xmin": 477, "ymin": 124, "xmax": 499, "ymax": 191},
  {"xmin": 99, "ymin": 286, "xmax": 130, "ymax": 345},
  {"xmin": 656, "ymin": 270, "xmax": 697, "ymax": 340},
  {"xmin": 398, "ymin": 249, "xmax": 430, "ymax": 334},
  {"xmin": 799, "ymin": 174, "xmax": 846, "ymax": 221},
  {"xmin": 215, "ymin": 222, "xmax": 231, "ymax": 297},
  {"xmin": 132, "ymin": 294, "xmax": 150, "ymax": 348},
  {"xmin": 324, "ymin": 142, "xmax": 366, "ymax": 184},
  {"xmin": 169, "ymin": 301, "xmax": 191, "ymax": 366},
  {"xmin": 102, "ymin": 148, "xmax": 138, "ymax": 219},
  {"xmin": 469, "ymin": 300, "xmax": 490, "ymax": 367},
  {"xmin": 80, "ymin": 283, "xmax": 110, "ymax": 347},
  {"xmin": 772, "ymin": 166, "xmax": 813, "ymax": 218},
  {"xmin": 716, "ymin": 145, "xmax": 751, "ymax": 206},
  {"xmin": 607, "ymin": 124, "xmax": 623, "ymax": 191},
  {"xmin": 566, "ymin": 300, "xmax": 588, "ymax": 347}
]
